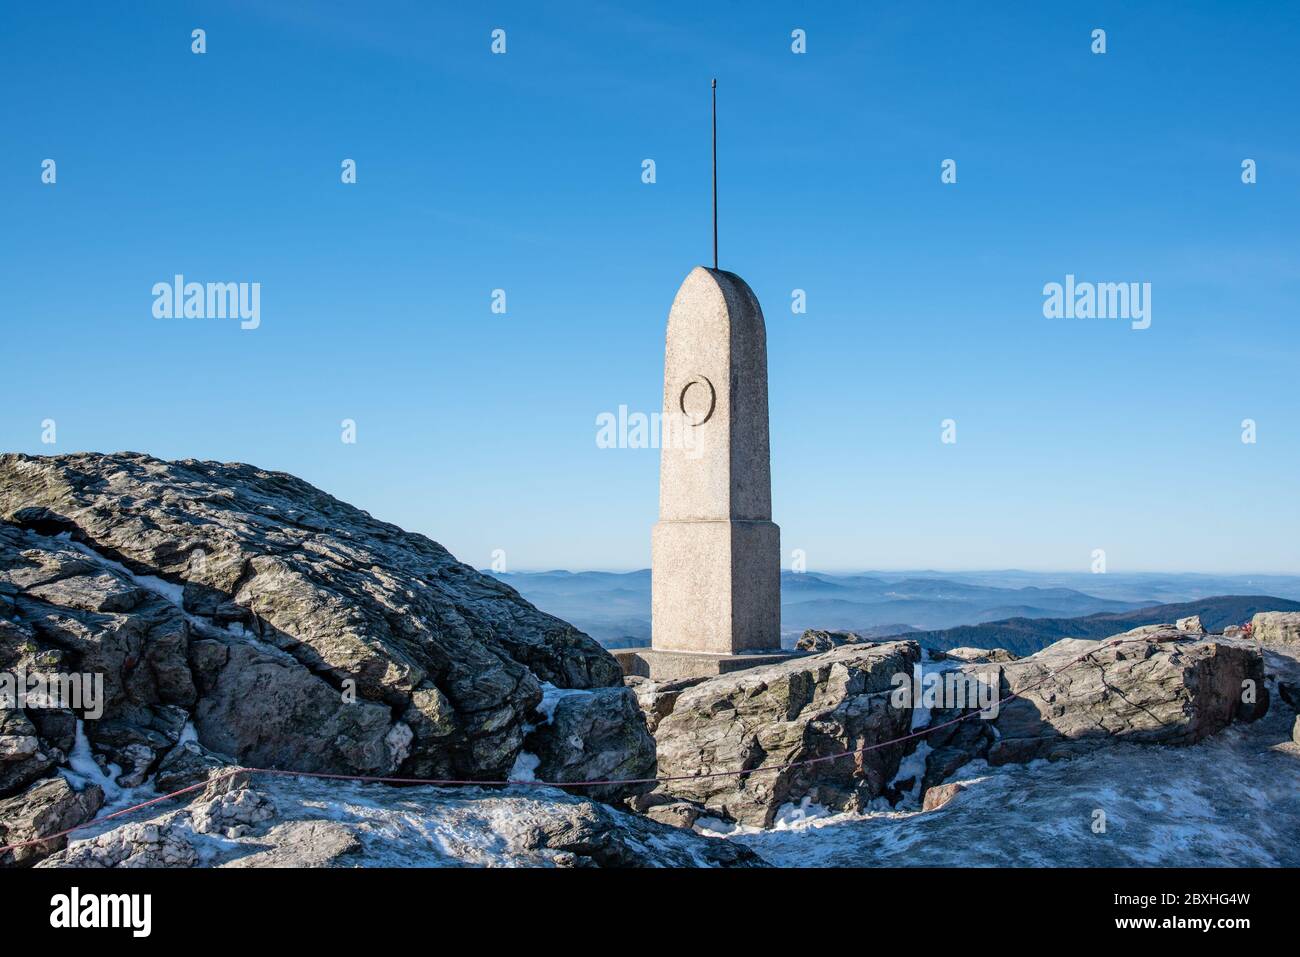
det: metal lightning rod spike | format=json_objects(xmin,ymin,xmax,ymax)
[{"xmin": 711, "ymin": 78, "xmax": 718, "ymax": 271}]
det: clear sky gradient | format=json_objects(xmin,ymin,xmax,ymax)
[{"xmin": 3, "ymin": 1, "xmax": 1297, "ymax": 574}]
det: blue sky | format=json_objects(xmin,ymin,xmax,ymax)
[{"xmin": 3, "ymin": 1, "xmax": 1297, "ymax": 574}]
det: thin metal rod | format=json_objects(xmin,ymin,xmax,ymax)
[{"xmin": 711, "ymin": 78, "xmax": 717, "ymax": 270}]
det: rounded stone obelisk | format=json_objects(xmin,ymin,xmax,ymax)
[{"xmin": 651, "ymin": 266, "xmax": 781, "ymax": 655}]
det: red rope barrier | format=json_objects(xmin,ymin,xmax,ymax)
[{"xmin": 0, "ymin": 634, "xmax": 1147, "ymax": 857}]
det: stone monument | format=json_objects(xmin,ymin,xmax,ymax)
[
  {"xmin": 611, "ymin": 267, "xmax": 791, "ymax": 679},
  {"xmin": 611, "ymin": 81, "xmax": 797, "ymax": 680}
]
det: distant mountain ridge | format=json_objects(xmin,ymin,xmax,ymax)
[
  {"xmin": 485, "ymin": 569, "xmax": 1159, "ymax": 647},
  {"xmin": 885, "ymin": 595, "xmax": 1300, "ymax": 657}
]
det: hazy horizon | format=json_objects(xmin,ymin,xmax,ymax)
[
  {"xmin": 486, "ymin": 565, "xmax": 1300, "ymax": 579},
  {"xmin": 485, "ymin": 564, "xmax": 1300, "ymax": 648}
]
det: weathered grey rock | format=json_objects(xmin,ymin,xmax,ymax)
[
  {"xmin": 919, "ymin": 712, "xmax": 995, "ymax": 792},
  {"xmin": 40, "ymin": 820, "xmax": 198, "ymax": 868},
  {"xmin": 526, "ymin": 687, "xmax": 656, "ymax": 802},
  {"xmin": 1, "ymin": 529, "xmax": 194, "ymax": 700},
  {"xmin": 989, "ymin": 636, "xmax": 1266, "ymax": 763},
  {"xmin": 223, "ymin": 820, "xmax": 362, "ymax": 867},
  {"xmin": 0, "ymin": 776, "xmax": 103, "ymax": 867},
  {"xmin": 0, "ymin": 749, "xmax": 58, "ymax": 799},
  {"xmin": 37, "ymin": 776, "xmax": 272, "ymax": 868},
  {"xmin": 1280, "ymin": 680, "xmax": 1300, "ymax": 711},
  {"xmin": 191, "ymin": 784, "xmax": 276, "ymax": 837},
  {"xmin": 625, "ymin": 674, "xmax": 708, "ymax": 733},
  {"xmin": 0, "ymin": 709, "xmax": 41, "ymax": 763},
  {"xmin": 940, "ymin": 646, "xmax": 1019, "ymax": 664},
  {"xmin": 915, "ymin": 635, "xmax": 1269, "ymax": 797},
  {"xmin": 0, "ymin": 527, "xmax": 196, "ymax": 765},
  {"xmin": 0, "ymin": 734, "xmax": 40, "ymax": 761},
  {"xmin": 509, "ymin": 792, "xmax": 761, "ymax": 867},
  {"xmin": 1294, "ymin": 715, "xmax": 1300, "ymax": 746},
  {"xmin": 0, "ymin": 708, "xmax": 41, "ymax": 759},
  {"xmin": 738, "ymin": 669, "xmax": 1300, "ymax": 867},
  {"xmin": 154, "ymin": 740, "xmax": 232, "ymax": 792},
  {"xmin": 795, "ymin": 629, "xmax": 865, "ymax": 653},
  {"xmin": 1107, "ymin": 624, "xmax": 1184, "ymax": 642},
  {"xmin": 652, "ymin": 641, "xmax": 921, "ymax": 827},
  {"xmin": 1253, "ymin": 612, "xmax": 1300, "ymax": 645},
  {"xmin": 1177, "ymin": 615, "xmax": 1205, "ymax": 634},
  {"xmin": 38, "ymin": 772, "xmax": 766, "ymax": 868},
  {"xmin": 27, "ymin": 709, "xmax": 77, "ymax": 756},
  {"xmin": 644, "ymin": 801, "xmax": 703, "ymax": 829},
  {"xmin": 111, "ymin": 742, "xmax": 157, "ymax": 789},
  {"xmin": 921, "ymin": 781, "xmax": 965, "ymax": 812},
  {"xmin": 0, "ymin": 709, "xmax": 60, "ymax": 798},
  {"xmin": 188, "ymin": 634, "xmax": 397, "ymax": 774},
  {"xmin": 86, "ymin": 712, "xmax": 190, "ymax": 785},
  {"xmin": 0, "ymin": 452, "xmax": 628, "ymax": 791}
]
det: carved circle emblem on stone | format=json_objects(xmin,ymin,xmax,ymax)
[{"xmin": 678, "ymin": 375, "xmax": 716, "ymax": 426}]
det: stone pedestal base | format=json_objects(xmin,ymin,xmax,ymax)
[
  {"xmin": 608, "ymin": 647, "xmax": 803, "ymax": 681},
  {"xmin": 651, "ymin": 518, "xmax": 780, "ymax": 654}
]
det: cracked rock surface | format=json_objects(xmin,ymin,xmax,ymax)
[
  {"xmin": 650, "ymin": 641, "xmax": 922, "ymax": 827},
  {"xmin": 0, "ymin": 452, "xmax": 649, "ymax": 866},
  {"xmin": 35, "ymin": 771, "xmax": 765, "ymax": 869},
  {"xmin": 639, "ymin": 629, "xmax": 1271, "ymax": 830}
]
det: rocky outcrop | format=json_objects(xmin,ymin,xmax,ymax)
[
  {"xmin": 795, "ymin": 630, "xmax": 868, "ymax": 653},
  {"xmin": 1259, "ymin": 641, "xmax": 1300, "ymax": 720},
  {"xmin": 642, "ymin": 800, "xmax": 704, "ymax": 829},
  {"xmin": 650, "ymin": 641, "xmax": 921, "ymax": 827},
  {"xmin": 189, "ymin": 771, "xmax": 278, "ymax": 838},
  {"xmin": 938, "ymin": 647, "xmax": 1019, "ymax": 664},
  {"xmin": 637, "ymin": 626, "xmax": 1271, "ymax": 831},
  {"xmin": 624, "ymin": 675, "xmax": 707, "ymax": 733},
  {"xmin": 1252, "ymin": 612, "xmax": 1300, "ymax": 645},
  {"xmin": 153, "ymin": 740, "xmax": 232, "ymax": 792},
  {"xmin": 916, "ymin": 632, "xmax": 1268, "ymax": 797},
  {"xmin": 0, "ymin": 452, "xmax": 648, "ymax": 865},
  {"xmin": 0, "ymin": 708, "xmax": 58, "ymax": 796},
  {"xmin": 48, "ymin": 820, "xmax": 199, "ymax": 868},
  {"xmin": 36, "ymin": 771, "xmax": 765, "ymax": 868},
  {"xmin": 921, "ymin": 781, "xmax": 965, "ymax": 811},
  {"xmin": 523, "ymin": 687, "xmax": 656, "ymax": 802},
  {"xmin": 991, "ymin": 634, "xmax": 1265, "ymax": 760},
  {"xmin": 734, "ymin": 661, "xmax": 1300, "ymax": 867},
  {"xmin": 0, "ymin": 776, "xmax": 103, "ymax": 867}
]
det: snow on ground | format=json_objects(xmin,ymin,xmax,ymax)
[
  {"xmin": 58, "ymin": 720, "xmax": 159, "ymax": 813},
  {"xmin": 59, "ymin": 720, "xmax": 125, "ymax": 802},
  {"xmin": 52, "ymin": 696, "xmax": 1300, "ymax": 868},
  {"xmin": 56, "ymin": 774, "xmax": 738, "ymax": 868},
  {"xmin": 507, "ymin": 750, "xmax": 541, "ymax": 782},
  {"xmin": 888, "ymin": 741, "xmax": 932, "ymax": 804},
  {"xmin": 284, "ymin": 778, "xmax": 528, "ymax": 866},
  {"xmin": 727, "ymin": 701, "xmax": 1300, "ymax": 867}
]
